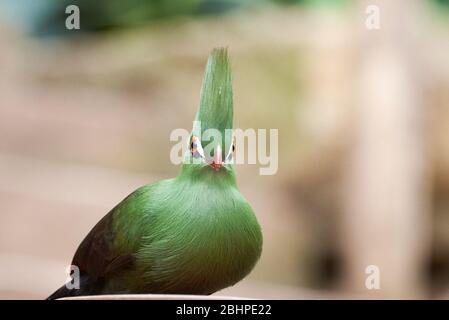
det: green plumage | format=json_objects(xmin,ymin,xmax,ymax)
[
  {"xmin": 194, "ymin": 48, "xmax": 233, "ymax": 150},
  {"xmin": 48, "ymin": 48, "xmax": 262, "ymax": 299}
]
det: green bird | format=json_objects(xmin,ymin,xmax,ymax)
[{"xmin": 48, "ymin": 48, "xmax": 263, "ymax": 299}]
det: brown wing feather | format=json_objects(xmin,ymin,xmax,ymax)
[{"xmin": 72, "ymin": 209, "xmax": 133, "ymax": 281}]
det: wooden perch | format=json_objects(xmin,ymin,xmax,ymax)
[{"xmin": 59, "ymin": 294, "xmax": 250, "ymax": 300}]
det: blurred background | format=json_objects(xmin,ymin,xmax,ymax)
[{"xmin": 1, "ymin": 0, "xmax": 449, "ymax": 299}]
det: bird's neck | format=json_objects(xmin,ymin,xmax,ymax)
[{"xmin": 177, "ymin": 164, "xmax": 237, "ymax": 188}]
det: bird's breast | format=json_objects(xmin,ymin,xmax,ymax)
[{"xmin": 135, "ymin": 201, "xmax": 262, "ymax": 295}]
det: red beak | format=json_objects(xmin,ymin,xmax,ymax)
[{"xmin": 210, "ymin": 145, "xmax": 223, "ymax": 171}]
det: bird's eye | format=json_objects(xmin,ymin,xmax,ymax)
[
  {"xmin": 190, "ymin": 135, "xmax": 205, "ymax": 159},
  {"xmin": 190, "ymin": 137, "xmax": 196, "ymax": 154}
]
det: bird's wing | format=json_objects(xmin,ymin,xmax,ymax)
[
  {"xmin": 70, "ymin": 182, "xmax": 160, "ymax": 293},
  {"xmin": 71, "ymin": 207, "xmax": 134, "ymax": 281}
]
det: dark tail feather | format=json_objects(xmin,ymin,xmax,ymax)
[
  {"xmin": 47, "ymin": 275, "xmax": 100, "ymax": 300},
  {"xmin": 47, "ymin": 284, "xmax": 74, "ymax": 300}
]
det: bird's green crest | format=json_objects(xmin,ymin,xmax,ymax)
[{"xmin": 192, "ymin": 48, "xmax": 233, "ymax": 160}]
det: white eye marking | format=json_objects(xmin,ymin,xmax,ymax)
[
  {"xmin": 191, "ymin": 135, "xmax": 206, "ymax": 160},
  {"xmin": 225, "ymin": 136, "xmax": 235, "ymax": 164}
]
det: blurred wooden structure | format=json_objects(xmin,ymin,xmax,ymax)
[{"xmin": 340, "ymin": 0, "xmax": 431, "ymax": 298}]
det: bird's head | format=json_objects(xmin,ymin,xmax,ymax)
[{"xmin": 180, "ymin": 48, "xmax": 236, "ymax": 181}]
